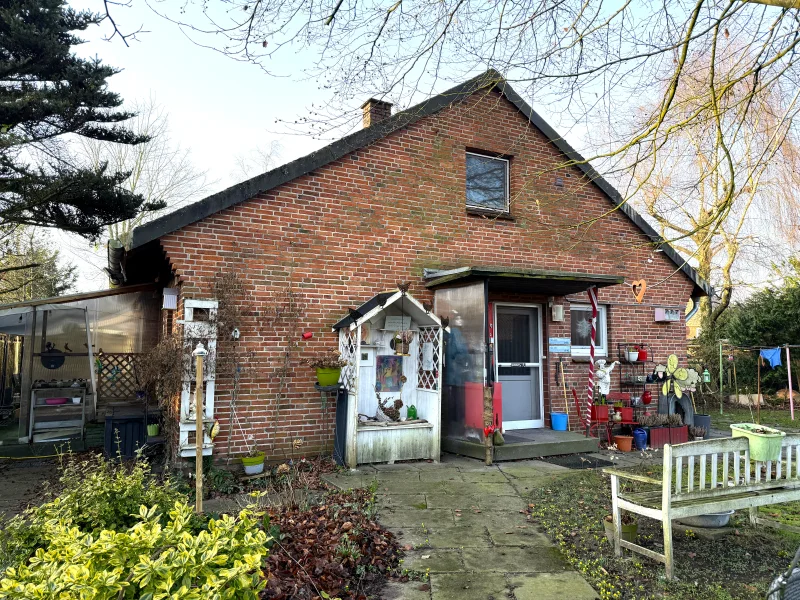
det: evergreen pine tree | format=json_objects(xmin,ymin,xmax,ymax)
[{"xmin": 0, "ymin": 0, "xmax": 163, "ymax": 239}]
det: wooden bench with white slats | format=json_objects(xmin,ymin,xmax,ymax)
[{"xmin": 604, "ymin": 435, "xmax": 800, "ymax": 579}]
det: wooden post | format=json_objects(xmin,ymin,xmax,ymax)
[
  {"xmin": 719, "ymin": 340, "xmax": 724, "ymax": 415},
  {"xmin": 483, "ymin": 385, "xmax": 493, "ymax": 465},
  {"xmin": 787, "ymin": 347, "xmax": 795, "ymax": 421},
  {"xmin": 757, "ymin": 354, "xmax": 761, "ymax": 425},
  {"xmin": 192, "ymin": 343, "xmax": 208, "ymax": 514},
  {"xmin": 661, "ymin": 444, "xmax": 674, "ymax": 579}
]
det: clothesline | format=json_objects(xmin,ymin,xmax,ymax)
[
  {"xmin": 721, "ymin": 343, "xmax": 796, "ymax": 422},
  {"xmin": 722, "ymin": 344, "xmax": 800, "ymax": 351}
]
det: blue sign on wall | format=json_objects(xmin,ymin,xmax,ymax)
[
  {"xmin": 549, "ymin": 345, "xmax": 571, "ymax": 353},
  {"xmin": 548, "ymin": 337, "xmax": 571, "ymax": 353}
]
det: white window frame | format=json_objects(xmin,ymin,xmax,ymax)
[
  {"xmin": 466, "ymin": 151, "xmax": 510, "ymax": 212},
  {"xmin": 570, "ymin": 303, "xmax": 608, "ymax": 357}
]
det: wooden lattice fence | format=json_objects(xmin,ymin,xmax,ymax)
[{"xmin": 97, "ymin": 352, "xmax": 140, "ymax": 401}]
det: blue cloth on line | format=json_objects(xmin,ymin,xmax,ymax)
[{"xmin": 760, "ymin": 348, "xmax": 783, "ymax": 369}]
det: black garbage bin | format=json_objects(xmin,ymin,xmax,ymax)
[
  {"xmin": 334, "ymin": 387, "xmax": 348, "ymax": 466},
  {"xmin": 104, "ymin": 414, "xmax": 146, "ymax": 459}
]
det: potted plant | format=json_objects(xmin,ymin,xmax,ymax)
[
  {"xmin": 604, "ymin": 513, "xmax": 638, "ymax": 544},
  {"xmin": 393, "ymin": 330, "xmax": 415, "ymax": 356},
  {"xmin": 693, "ymin": 413, "xmax": 712, "ymax": 439},
  {"xmin": 649, "ymin": 414, "xmax": 670, "ymax": 449},
  {"xmin": 730, "ymin": 423, "xmax": 786, "ymax": 461},
  {"xmin": 689, "ymin": 425, "xmax": 706, "ymax": 441},
  {"xmin": 618, "ymin": 404, "xmax": 634, "ymax": 422},
  {"xmin": 304, "ymin": 351, "xmax": 347, "ymax": 387},
  {"xmin": 591, "ymin": 396, "xmax": 609, "ymax": 422},
  {"xmin": 638, "ymin": 414, "xmax": 655, "ymax": 441},
  {"xmin": 625, "ymin": 346, "xmax": 639, "ymax": 362},
  {"xmin": 667, "ymin": 413, "xmax": 688, "ymax": 444},
  {"xmin": 241, "ymin": 437, "xmax": 265, "ymax": 475}
]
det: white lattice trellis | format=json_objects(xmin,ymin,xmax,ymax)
[
  {"xmin": 417, "ymin": 327, "xmax": 440, "ymax": 390},
  {"xmin": 339, "ymin": 326, "xmax": 359, "ymax": 391}
]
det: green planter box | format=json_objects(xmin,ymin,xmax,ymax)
[
  {"xmin": 603, "ymin": 518, "xmax": 638, "ymax": 544},
  {"xmin": 316, "ymin": 367, "xmax": 342, "ymax": 387},
  {"xmin": 730, "ymin": 423, "xmax": 786, "ymax": 462}
]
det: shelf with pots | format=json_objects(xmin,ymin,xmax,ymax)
[{"xmin": 616, "ymin": 344, "xmax": 654, "ymax": 391}]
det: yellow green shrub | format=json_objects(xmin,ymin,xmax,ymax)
[
  {"xmin": 0, "ymin": 502, "xmax": 269, "ymax": 599},
  {"xmin": 0, "ymin": 453, "xmax": 186, "ymax": 568}
]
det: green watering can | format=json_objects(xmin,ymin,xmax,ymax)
[{"xmin": 406, "ymin": 405, "xmax": 418, "ymax": 420}]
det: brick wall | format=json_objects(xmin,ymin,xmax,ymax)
[{"xmin": 157, "ymin": 88, "xmax": 694, "ymax": 459}]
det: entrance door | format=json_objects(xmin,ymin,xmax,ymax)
[{"xmin": 495, "ymin": 305, "xmax": 543, "ymax": 429}]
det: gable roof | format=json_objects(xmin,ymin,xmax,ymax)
[{"xmin": 130, "ymin": 70, "xmax": 710, "ymax": 296}]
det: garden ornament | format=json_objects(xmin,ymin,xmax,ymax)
[
  {"xmin": 631, "ymin": 279, "xmax": 647, "ymax": 303},
  {"xmin": 594, "ymin": 359, "xmax": 619, "ymax": 396},
  {"xmin": 654, "ymin": 354, "xmax": 699, "ymax": 398}
]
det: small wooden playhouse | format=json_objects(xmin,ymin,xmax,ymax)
[{"xmin": 333, "ymin": 290, "xmax": 445, "ymax": 467}]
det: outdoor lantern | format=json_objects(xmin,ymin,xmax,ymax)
[{"xmin": 703, "ymin": 368, "xmax": 711, "ymax": 383}]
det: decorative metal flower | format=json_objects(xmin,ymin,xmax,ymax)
[{"xmin": 655, "ymin": 354, "xmax": 698, "ymax": 399}]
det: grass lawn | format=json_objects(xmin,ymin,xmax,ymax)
[
  {"xmin": 527, "ymin": 469, "xmax": 800, "ymax": 600},
  {"xmin": 710, "ymin": 405, "xmax": 800, "ymax": 432}
]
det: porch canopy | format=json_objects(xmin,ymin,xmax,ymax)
[
  {"xmin": 423, "ymin": 266, "xmax": 624, "ymax": 295},
  {"xmin": 425, "ymin": 266, "xmax": 623, "ymax": 455},
  {"xmin": 0, "ymin": 304, "xmax": 83, "ymax": 336}
]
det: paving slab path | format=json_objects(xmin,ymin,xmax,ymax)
[{"xmin": 323, "ymin": 454, "xmax": 599, "ymax": 600}]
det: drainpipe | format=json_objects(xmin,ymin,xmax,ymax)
[{"xmin": 684, "ymin": 291, "xmax": 703, "ymax": 323}]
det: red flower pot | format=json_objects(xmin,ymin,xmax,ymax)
[
  {"xmin": 591, "ymin": 405, "xmax": 609, "ymax": 422},
  {"xmin": 619, "ymin": 407, "xmax": 634, "ymax": 422}
]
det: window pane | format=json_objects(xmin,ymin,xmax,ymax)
[
  {"xmin": 466, "ymin": 154, "xmax": 507, "ymax": 210},
  {"xmin": 571, "ymin": 307, "xmax": 604, "ymax": 348},
  {"xmin": 498, "ymin": 312, "xmax": 530, "ymax": 375}
]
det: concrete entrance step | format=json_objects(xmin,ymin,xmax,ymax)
[{"xmin": 442, "ymin": 428, "xmax": 598, "ymax": 461}]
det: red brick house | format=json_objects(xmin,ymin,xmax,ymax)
[{"xmin": 120, "ymin": 70, "xmax": 709, "ymax": 465}]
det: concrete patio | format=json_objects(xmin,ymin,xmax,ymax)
[
  {"xmin": 441, "ymin": 428, "xmax": 599, "ymax": 461},
  {"xmin": 323, "ymin": 454, "xmax": 601, "ymax": 600}
]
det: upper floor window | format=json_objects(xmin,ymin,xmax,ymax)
[{"xmin": 466, "ymin": 152, "xmax": 509, "ymax": 212}]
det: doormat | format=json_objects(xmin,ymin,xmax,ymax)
[{"xmin": 537, "ymin": 453, "xmax": 615, "ymax": 470}]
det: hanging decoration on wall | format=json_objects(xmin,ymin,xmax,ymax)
[
  {"xmin": 392, "ymin": 331, "xmax": 414, "ymax": 356},
  {"xmin": 631, "ymin": 279, "xmax": 647, "ymax": 303},
  {"xmin": 391, "ymin": 282, "xmax": 416, "ymax": 356},
  {"xmin": 376, "ymin": 355, "xmax": 404, "ymax": 392}
]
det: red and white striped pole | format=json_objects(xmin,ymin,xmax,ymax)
[{"xmin": 585, "ymin": 286, "xmax": 599, "ymax": 435}]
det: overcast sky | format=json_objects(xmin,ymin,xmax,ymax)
[
  {"xmin": 59, "ymin": 0, "xmax": 573, "ymax": 292},
  {"xmin": 61, "ymin": 0, "xmax": 329, "ymax": 290}
]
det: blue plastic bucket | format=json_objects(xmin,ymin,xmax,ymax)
[
  {"xmin": 551, "ymin": 412, "xmax": 568, "ymax": 431},
  {"xmin": 633, "ymin": 428, "xmax": 648, "ymax": 450}
]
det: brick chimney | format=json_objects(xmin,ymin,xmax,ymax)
[{"xmin": 361, "ymin": 98, "xmax": 392, "ymax": 128}]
